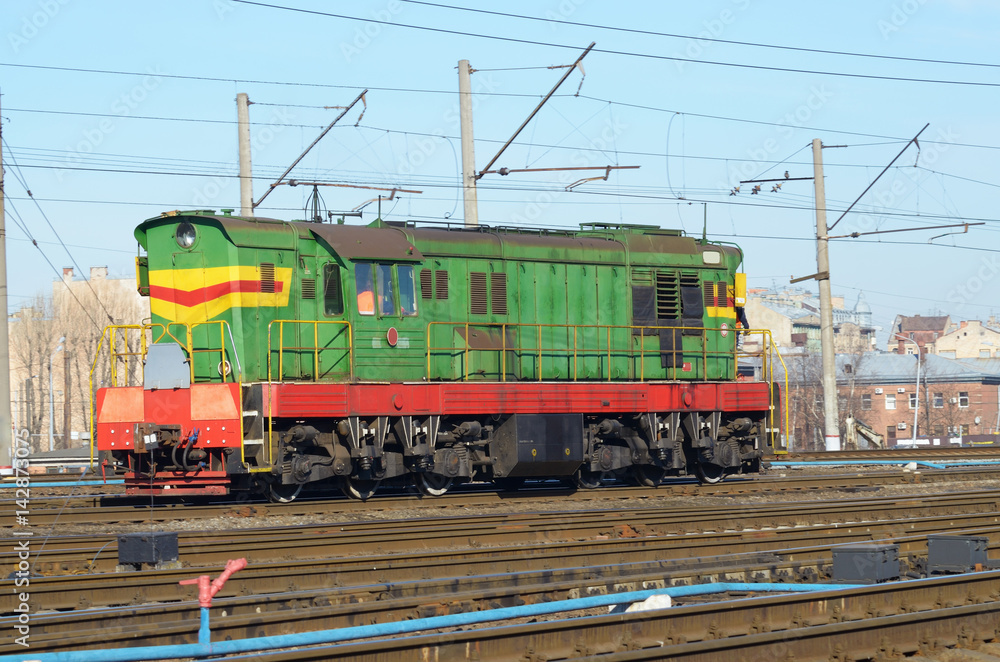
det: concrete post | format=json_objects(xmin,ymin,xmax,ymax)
[
  {"xmin": 458, "ymin": 60, "xmax": 479, "ymax": 227},
  {"xmin": 813, "ymin": 138, "xmax": 840, "ymax": 451},
  {"xmin": 237, "ymin": 93, "xmax": 253, "ymax": 217},
  {"xmin": 0, "ymin": 92, "xmax": 12, "ymax": 465}
]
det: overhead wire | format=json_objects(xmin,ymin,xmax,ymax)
[
  {"xmin": 2, "ymin": 137, "xmax": 117, "ymax": 325},
  {"xmin": 8, "ymin": 100, "xmax": 999, "ymax": 153},
  {"xmin": 9, "ymin": 158, "xmax": 1000, "ymax": 228},
  {"xmin": 397, "ymin": 0, "xmax": 1000, "ymax": 71},
  {"xmin": 1, "ymin": 197, "xmax": 107, "ymax": 331},
  {"xmin": 230, "ymin": 1, "xmax": 1000, "ymax": 89}
]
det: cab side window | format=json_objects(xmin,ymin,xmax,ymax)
[
  {"xmin": 377, "ymin": 264, "xmax": 395, "ymax": 316},
  {"xmin": 398, "ymin": 265, "xmax": 417, "ymax": 316},
  {"xmin": 355, "ymin": 263, "xmax": 375, "ymax": 315},
  {"xmin": 355, "ymin": 262, "xmax": 419, "ymax": 317}
]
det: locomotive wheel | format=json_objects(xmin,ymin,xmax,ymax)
[
  {"xmin": 415, "ymin": 472, "xmax": 452, "ymax": 497},
  {"xmin": 573, "ymin": 469, "xmax": 604, "ymax": 490},
  {"xmin": 630, "ymin": 465, "xmax": 665, "ymax": 487},
  {"xmin": 343, "ymin": 477, "xmax": 381, "ymax": 501},
  {"xmin": 268, "ymin": 482, "xmax": 303, "ymax": 503},
  {"xmin": 695, "ymin": 461, "xmax": 726, "ymax": 485}
]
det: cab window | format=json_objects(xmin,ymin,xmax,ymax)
[
  {"xmin": 398, "ymin": 265, "xmax": 417, "ymax": 316},
  {"xmin": 355, "ymin": 263, "xmax": 374, "ymax": 315},
  {"xmin": 355, "ymin": 262, "xmax": 419, "ymax": 317},
  {"xmin": 377, "ymin": 264, "xmax": 395, "ymax": 316}
]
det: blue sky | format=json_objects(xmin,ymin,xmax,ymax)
[{"xmin": 1, "ymin": 0, "xmax": 998, "ymax": 340}]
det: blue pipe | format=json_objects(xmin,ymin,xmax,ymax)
[
  {"xmin": 770, "ymin": 460, "xmax": 1000, "ymax": 470},
  {"xmin": 0, "ymin": 582, "xmax": 860, "ymax": 662},
  {"xmin": 0, "ymin": 479, "xmax": 124, "ymax": 488},
  {"xmin": 198, "ymin": 607, "xmax": 210, "ymax": 646}
]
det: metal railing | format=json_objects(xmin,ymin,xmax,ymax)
[
  {"xmin": 89, "ymin": 318, "xmax": 789, "ymax": 462},
  {"xmin": 426, "ymin": 321, "xmax": 750, "ymax": 381},
  {"xmin": 266, "ymin": 320, "xmax": 354, "ymax": 383},
  {"xmin": 88, "ymin": 321, "xmax": 244, "ymax": 466},
  {"xmin": 263, "ymin": 320, "xmax": 354, "ymax": 470},
  {"xmin": 424, "ymin": 321, "xmax": 789, "ymax": 450}
]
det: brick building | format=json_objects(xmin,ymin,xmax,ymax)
[
  {"xmin": 777, "ymin": 351, "xmax": 1000, "ymax": 450},
  {"xmin": 836, "ymin": 353, "xmax": 1000, "ymax": 447},
  {"xmin": 744, "ymin": 287, "xmax": 875, "ymax": 353},
  {"xmin": 887, "ymin": 314, "xmax": 952, "ymax": 355}
]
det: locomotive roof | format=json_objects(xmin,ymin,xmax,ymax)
[
  {"xmin": 139, "ymin": 211, "xmax": 740, "ymax": 264},
  {"xmin": 307, "ymin": 222, "xmax": 424, "ymax": 261},
  {"xmin": 393, "ymin": 223, "xmax": 740, "ymax": 264}
]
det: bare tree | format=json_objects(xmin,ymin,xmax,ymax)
[
  {"xmin": 9, "ymin": 296, "xmax": 59, "ymax": 453},
  {"xmin": 10, "ymin": 274, "xmax": 147, "ymax": 452},
  {"xmin": 786, "ymin": 351, "xmax": 825, "ymax": 451}
]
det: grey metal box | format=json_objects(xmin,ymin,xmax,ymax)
[
  {"xmin": 927, "ymin": 534, "xmax": 989, "ymax": 574},
  {"xmin": 118, "ymin": 532, "xmax": 179, "ymax": 565},
  {"xmin": 492, "ymin": 414, "xmax": 584, "ymax": 478},
  {"xmin": 832, "ymin": 543, "xmax": 900, "ymax": 584}
]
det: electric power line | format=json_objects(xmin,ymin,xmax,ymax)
[
  {"xmin": 3, "ymin": 137, "xmax": 117, "ymax": 326},
  {"xmin": 232, "ymin": 0, "xmax": 1000, "ymax": 89},
  {"xmin": 9, "ymin": 159, "xmax": 1000, "ymax": 227},
  {"xmin": 2, "ymin": 198, "xmax": 107, "ymax": 332},
  {"xmin": 398, "ymin": 0, "xmax": 1000, "ymax": 71}
]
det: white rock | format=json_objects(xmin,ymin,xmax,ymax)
[{"xmin": 609, "ymin": 594, "xmax": 673, "ymax": 614}]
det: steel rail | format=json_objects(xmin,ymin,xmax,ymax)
[
  {"xmin": 8, "ymin": 465, "xmax": 1000, "ymax": 526},
  {"xmin": 12, "ymin": 505, "xmax": 1000, "ymax": 614},
  {"xmin": 16, "ymin": 528, "xmax": 1000, "ymax": 655},
  {"xmin": 58, "ymin": 570, "xmax": 1000, "ymax": 662},
  {"xmin": 9, "ymin": 488, "xmax": 1000, "ymax": 571}
]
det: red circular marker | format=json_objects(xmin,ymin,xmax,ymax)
[
  {"xmin": 386, "ymin": 327, "xmax": 398, "ymax": 347},
  {"xmin": 682, "ymin": 392, "xmax": 693, "ymax": 407}
]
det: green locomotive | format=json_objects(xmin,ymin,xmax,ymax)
[{"xmin": 95, "ymin": 210, "xmax": 781, "ymax": 500}]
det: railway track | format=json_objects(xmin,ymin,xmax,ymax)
[
  {"xmin": 782, "ymin": 446, "xmax": 1000, "ymax": 461},
  {"xmin": 222, "ymin": 571, "xmax": 1000, "ymax": 661},
  {"xmin": 7, "ymin": 464, "xmax": 1000, "ymax": 528},
  {"xmin": 11, "ymin": 507, "xmax": 1000, "ymax": 656},
  {"xmin": 8, "ymin": 489, "xmax": 1000, "ymax": 650},
  {"xmin": 8, "ymin": 465, "xmax": 1000, "ymax": 659},
  {"xmin": 9, "ymin": 486, "xmax": 1000, "ymax": 573}
]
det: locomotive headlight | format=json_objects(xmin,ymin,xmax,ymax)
[{"xmin": 175, "ymin": 222, "xmax": 197, "ymax": 248}]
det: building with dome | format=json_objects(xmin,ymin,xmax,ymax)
[{"xmin": 743, "ymin": 287, "xmax": 877, "ymax": 353}]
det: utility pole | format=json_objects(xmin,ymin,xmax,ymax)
[
  {"xmin": 0, "ymin": 91, "xmax": 12, "ymax": 466},
  {"xmin": 458, "ymin": 60, "xmax": 479, "ymax": 227},
  {"xmin": 48, "ymin": 339, "xmax": 63, "ymax": 452},
  {"xmin": 237, "ymin": 93, "xmax": 253, "ymax": 218},
  {"xmin": 63, "ymin": 348, "xmax": 71, "ymax": 447},
  {"xmin": 812, "ymin": 138, "xmax": 840, "ymax": 452}
]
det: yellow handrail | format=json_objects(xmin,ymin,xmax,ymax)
[
  {"xmin": 425, "ymin": 321, "xmax": 752, "ymax": 382},
  {"xmin": 424, "ymin": 320, "xmax": 786, "ymax": 447},
  {"xmin": 265, "ymin": 320, "xmax": 354, "ymax": 469},
  {"xmin": 265, "ymin": 319, "xmax": 354, "ymax": 383},
  {"xmin": 88, "ymin": 321, "xmax": 244, "ymax": 466}
]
